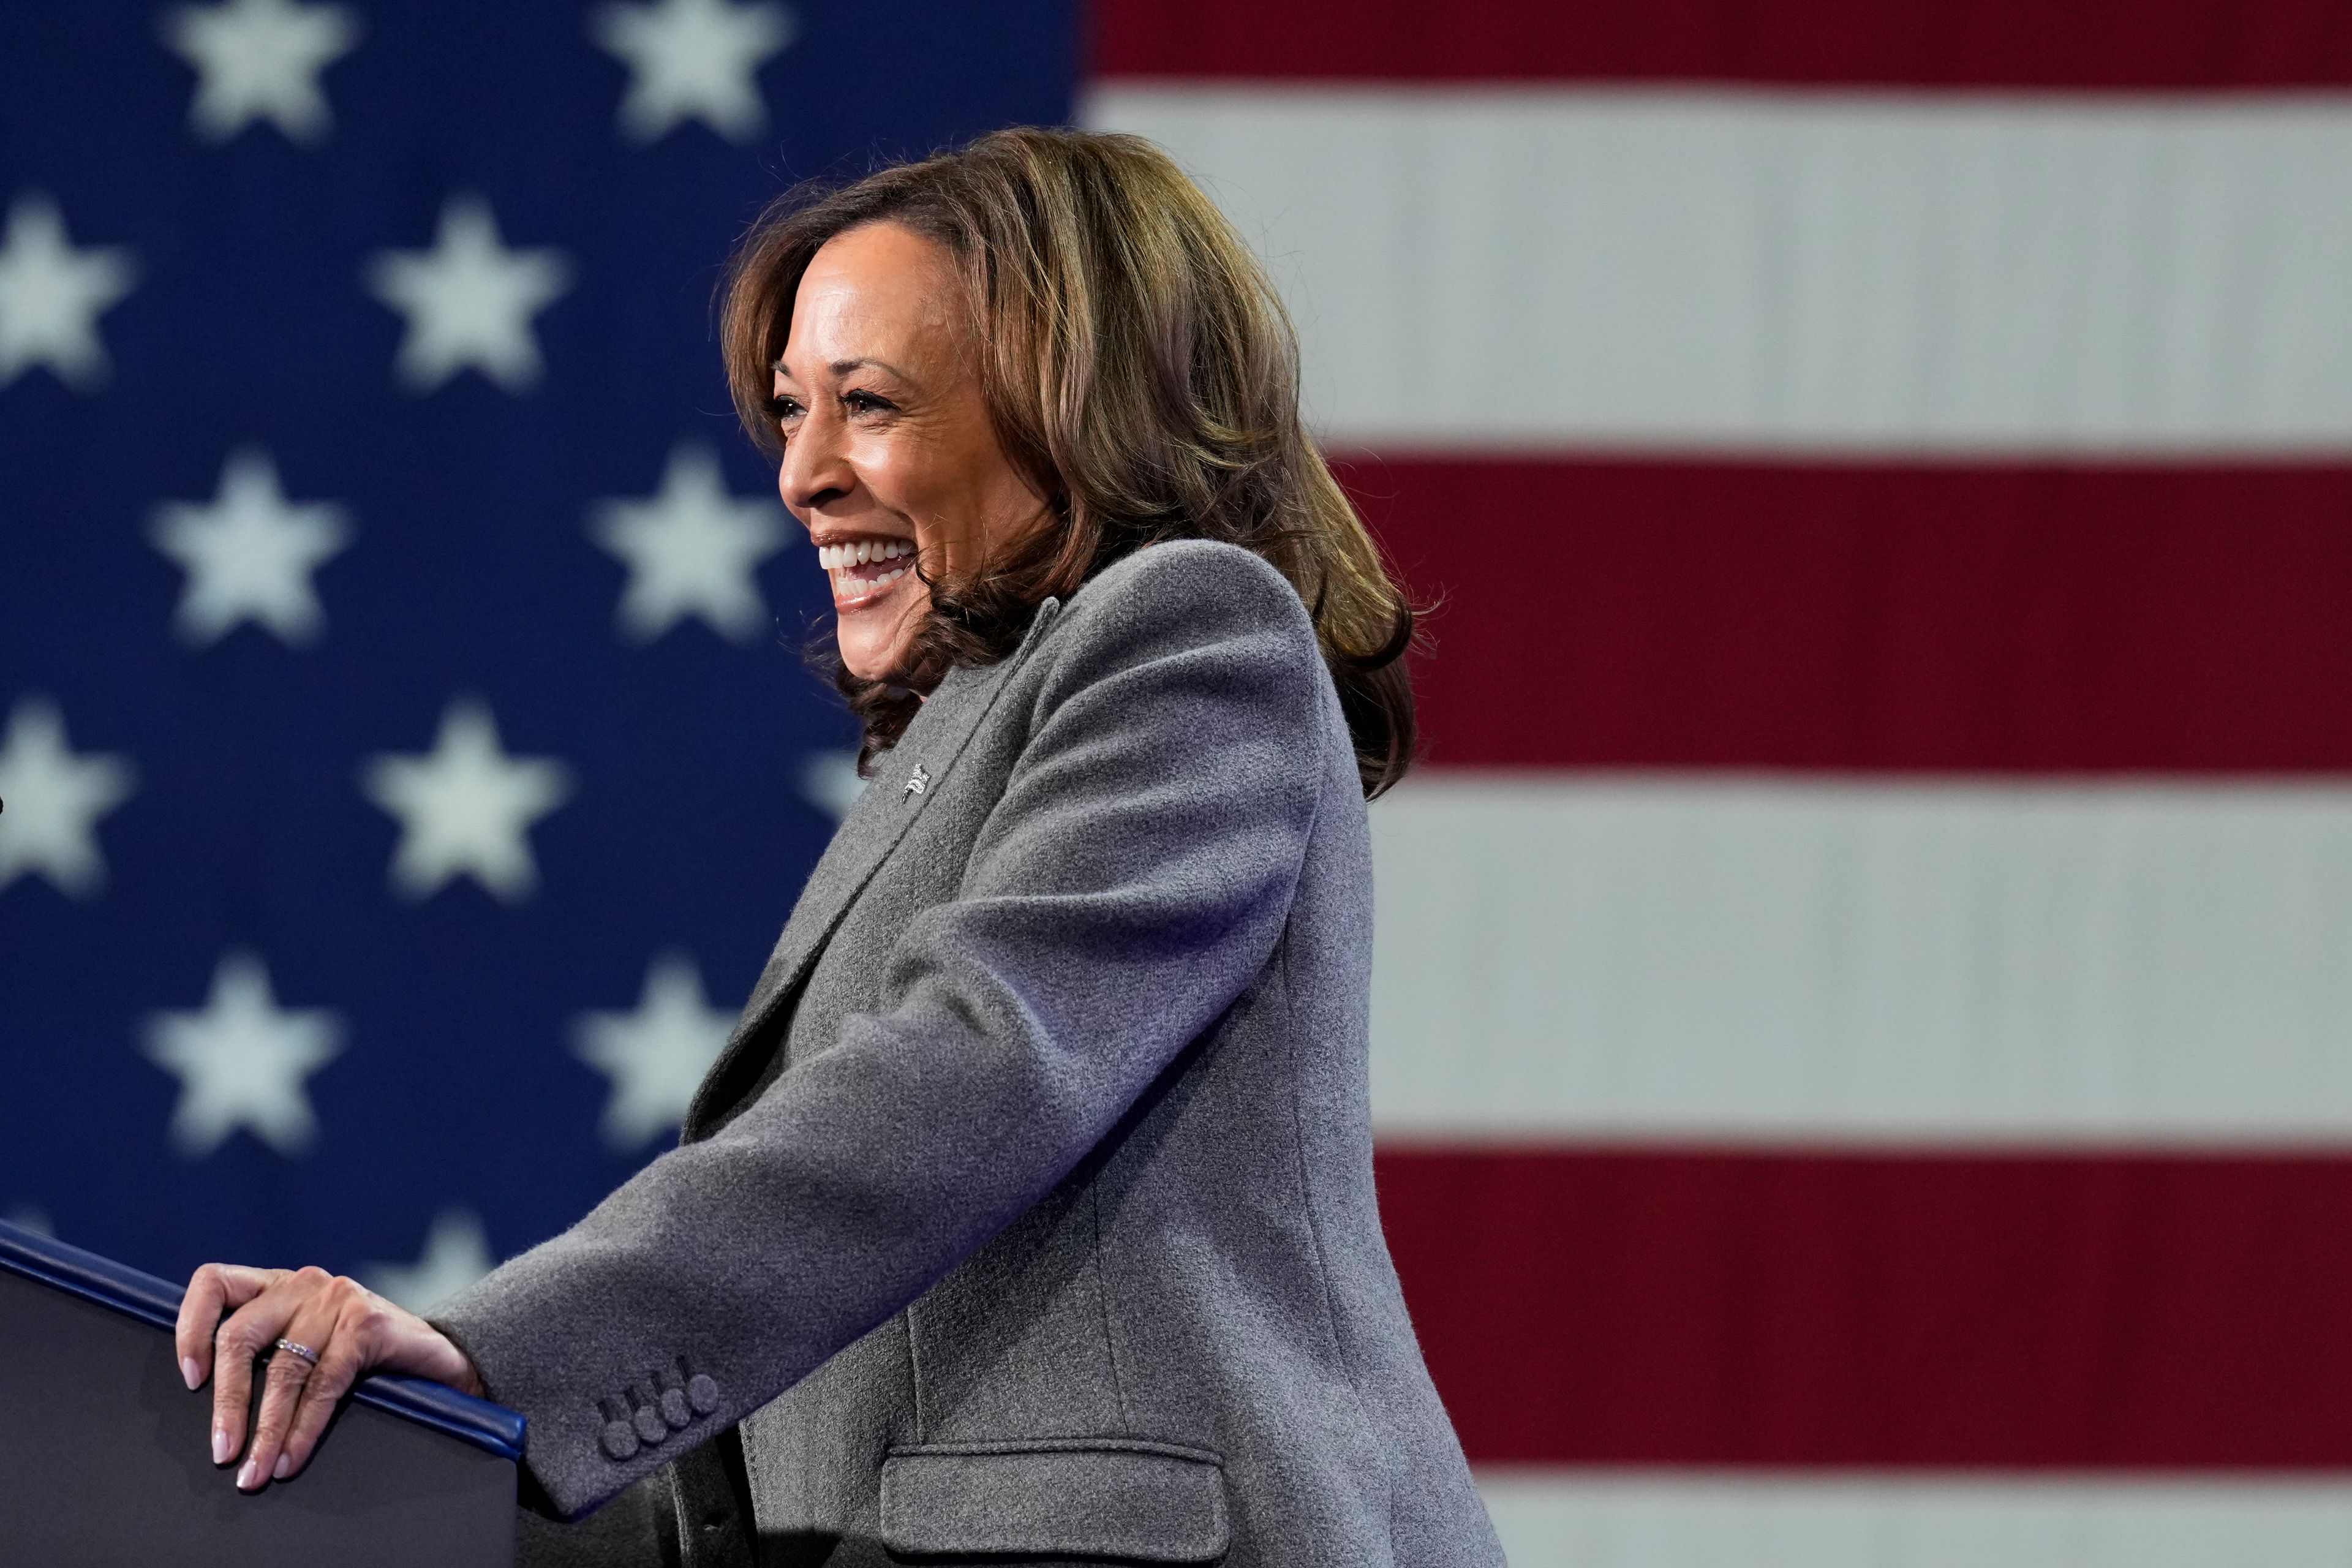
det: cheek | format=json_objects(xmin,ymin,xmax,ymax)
[
  {"xmin": 850, "ymin": 439, "xmax": 946, "ymax": 540},
  {"xmin": 861, "ymin": 437, "xmax": 979, "ymax": 559},
  {"xmin": 856, "ymin": 417, "xmax": 1035, "ymax": 574}
]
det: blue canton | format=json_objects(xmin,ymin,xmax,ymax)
[{"xmin": 0, "ymin": 0, "xmax": 1075, "ymax": 1302}]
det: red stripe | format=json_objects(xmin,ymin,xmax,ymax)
[
  {"xmin": 1377, "ymin": 1147, "xmax": 2352, "ymax": 1468},
  {"xmin": 1338, "ymin": 458, "xmax": 2352, "ymax": 773},
  {"xmin": 1090, "ymin": 0, "xmax": 2352, "ymax": 89}
]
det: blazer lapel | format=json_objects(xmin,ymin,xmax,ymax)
[{"xmin": 683, "ymin": 598, "xmax": 1064, "ymax": 1137}]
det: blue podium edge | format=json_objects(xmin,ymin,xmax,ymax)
[{"xmin": 0, "ymin": 1219, "xmax": 526, "ymax": 1463}]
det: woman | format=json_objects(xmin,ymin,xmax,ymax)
[{"xmin": 177, "ymin": 127, "xmax": 1503, "ymax": 1567}]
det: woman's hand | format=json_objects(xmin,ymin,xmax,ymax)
[{"xmin": 175, "ymin": 1263, "xmax": 486, "ymax": 1490}]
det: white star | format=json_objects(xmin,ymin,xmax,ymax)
[
  {"xmin": 364, "ymin": 195, "xmax": 572, "ymax": 395},
  {"xmin": 161, "ymin": 0, "xmax": 361, "ymax": 146},
  {"xmin": 143, "ymin": 951, "xmax": 342, "ymax": 1159},
  {"xmin": 0, "ymin": 696, "xmax": 136, "ymax": 900},
  {"xmin": 362, "ymin": 1209, "xmax": 495, "ymax": 1313},
  {"xmin": 590, "ymin": 442, "xmax": 791, "ymax": 644},
  {"xmin": 574, "ymin": 952, "xmax": 736, "ymax": 1150},
  {"xmin": 0, "ymin": 193, "xmax": 137, "ymax": 393},
  {"xmin": 798, "ymin": 749, "xmax": 865, "ymax": 820},
  {"xmin": 149, "ymin": 447, "xmax": 353, "ymax": 647},
  {"xmin": 590, "ymin": 0, "xmax": 794, "ymax": 144},
  {"xmin": 360, "ymin": 698, "xmax": 573, "ymax": 903}
]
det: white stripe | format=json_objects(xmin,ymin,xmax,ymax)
[
  {"xmin": 1084, "ymin": 87, "xmax": 2352, "ymax": 454},
  {"xmin": 1368, "ymin": 777, "xmax": 2352, "ymax": 1142},
  {"xmin": 1477, "ymin": 1471, "xmax": 2352, "ymax": 1568}
]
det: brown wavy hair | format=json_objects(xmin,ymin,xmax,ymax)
[{"xmin": 720, "ymin": 126, "xmax": 1417, "ymax": 797}]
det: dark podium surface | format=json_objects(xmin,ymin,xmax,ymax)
[{"xmin": 0, "ymin": 1219, "xmax": 524, "ymax": 1566}]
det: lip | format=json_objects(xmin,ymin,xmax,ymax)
[
  {"xmin": 816, "ymin": 531, "xmax": 919, "ymax": 611},
  {"xmin": 831, "ymin": 571, "xmax": 907, "ymax": 611}
]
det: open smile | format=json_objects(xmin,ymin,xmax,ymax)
[{"xmin": 817, "ymin": 537, "xmax": 915, "ymax": 608}]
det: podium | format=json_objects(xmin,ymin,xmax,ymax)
[{"xmin": 0, "ymin": 1218, "xmax": 524, "ymax": 1566}]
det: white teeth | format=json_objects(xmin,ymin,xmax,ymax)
[
  {"xmin": 820, "ymin": 540, "xmax": 914, "ymax": 579},
  {"xmin": 819, "ymin": 540, "xmax": 914, "ymax": 571}
]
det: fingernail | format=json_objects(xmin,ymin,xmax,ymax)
[
  {"xmin": 273, "ymin": 1453, "xmax": 292, "ymax": 1480},
  {"xmin": 211, "ymin": 1427, "xmax": 232, "ymax": 1466},
  {"xmin": 182, "ymin": 1357, "xmax": 202, "ymax": 1391},
  {"xmin": 238, "ymin": 1458, "xmax": 260, "ymax": 1489}
]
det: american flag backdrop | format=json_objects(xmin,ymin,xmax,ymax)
[
  {"xmin": 6, "ymin": 2, "xmax": 2352, "ymax": 1563},
  {"xmin": 1085, "ymin": 2, "xmax": 2352, "ymax": 1564}
]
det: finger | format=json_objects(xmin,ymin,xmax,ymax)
[
  {"xmin": 276, "ymin": 1323, "xmax": 367, "ymax": 1480},
  {"xmin": 241, "ymin": 1317, "xmax": 329, "ymax": 1490},
  {"xmin": 209, "ymin": 1268, "xmax": 320, "ymax": 1469},
  {"xmin": 245, "ymin": 1275, "xmax": 367, "ymax": 1487},
  {"xmin": 174, "ymin": 1264, "xmax": 279, "ymax": 1392}
]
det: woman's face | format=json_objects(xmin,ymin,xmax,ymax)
[{"xmin": 772, "ymin": 221, "xmax": 1047, "ymax": 682}]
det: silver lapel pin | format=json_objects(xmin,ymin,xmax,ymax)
[{"xmin": 903, "ymin": 764, "xmax": 930, "ymax": 799}]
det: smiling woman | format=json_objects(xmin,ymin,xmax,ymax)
[
  {"xmin": 722, "ymin": 129, "xmax": 1419, "ymax": 790},
  {"xmin": 178, "ymin": 127, "xmax": 1498, "ymax": 1568},
  {"xmin": 758, "ymin": 219, "xmax": 1049, "ymax": 687}
]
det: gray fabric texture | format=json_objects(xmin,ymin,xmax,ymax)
[
  {"xmin": 432, "ymin": 540, "xmax": 1503, "ymax": 1566},
  {"xmin": 518, "ymin": 1470, "xmax": 680, "ymax": 1568},
  {"xmin": 879, "ymin": 1440, "xmax": 1228, "ymax": 1560}
]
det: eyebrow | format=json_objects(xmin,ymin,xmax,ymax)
[{"xmin": 771, "ymin": 355, "xmax": 915, "ymax": 382}]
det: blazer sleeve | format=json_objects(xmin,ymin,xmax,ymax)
[{"xmin": 429, "ymin": 541, "xmax": 1331, "ymax": 1519}]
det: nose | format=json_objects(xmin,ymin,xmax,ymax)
[{"xmin": 778, "ymin": 402, "xmax": 854, "ymax": 517}]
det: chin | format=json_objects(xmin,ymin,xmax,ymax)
[
  {"xmin": 835, "ymin": 624, "xmax": 912, "ymax": 684},
  {"xmin": 834, "ymin": 584, "xmax": 929, "ymax": 684}
]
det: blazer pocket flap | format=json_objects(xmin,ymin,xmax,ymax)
[{"xmin": 880, "ymin": 1441, "xmax": 1229, "ymax": 1562}]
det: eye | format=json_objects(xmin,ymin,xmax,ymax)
[
  {"xmin": 769, "ymin": 393, "xmax": 805, "ymax": 429},
  {"xmin": 843, "ymin": 390, "xmax": 895, "ymax": 416}
]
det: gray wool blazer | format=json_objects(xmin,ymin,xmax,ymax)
[{"xmin": 434, "ymin": 539, "xmax": 1504, "ymax": 1566}]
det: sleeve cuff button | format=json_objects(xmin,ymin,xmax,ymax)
[
  {"xmin": 687, "ymin": 1373, "xmax": 720, "ymax": 1414},
  {"xmin": 661, "ymin": 1387, "xmax": 693, "ymax": 1429},
  {"xmin": 633, "ymin": 1408, "xmax": 668, "ymax": 1446},
  {"xmin": 600, "ymin": 1420, "xmax": 641, "ymax": 1461}
]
